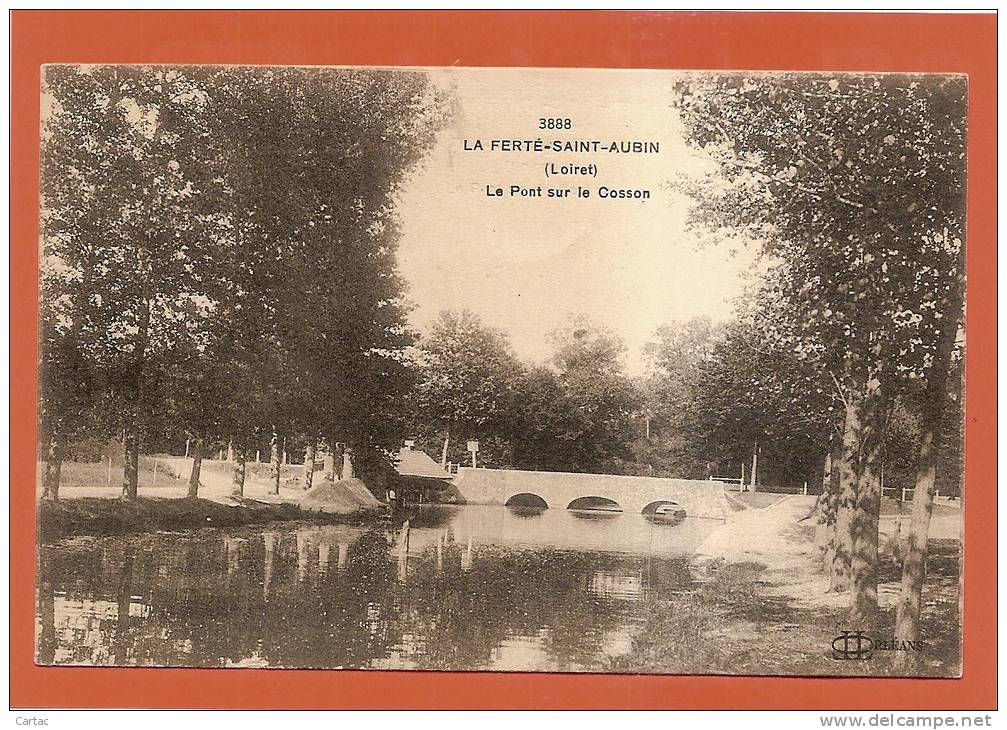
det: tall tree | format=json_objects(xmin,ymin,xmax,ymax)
[
  {"xmin": 508, "ymin": 365, "xmax": 582, "ymax": 473},
  {"xmin": 893, "ymin": 262, "xmax": 964, "ymax": 669},
  {"xmin": 546, "ymin": 315, "xmax": 642, "ymax": 473},
  {"xmin": 413, "ymin": 310, "xmax": 522, "ymax": 468},
  {"xmin": 636, "ymin": 317, "xmax": 721, "ymax": 478},
  {"xmin": 208, "ymin": 67, "xmax": 448, "ymax": 479},
  {"xmin": 38, "ymin": 65, "xmax": 451, "ymax": 501},
  {"xmin": 41, "ymin": 65, "xmax": 221, "ymax": 499},
  {"xmin": 682, "ymin": 311, "xmax": 836, "ymax": 489},
  {"xmin": 675, "ymin": 73, "xmax": 966, "ymax": 624},
  {"xmin": 37, "ymin": 201, "xmax": 108, "ymax": 500}
]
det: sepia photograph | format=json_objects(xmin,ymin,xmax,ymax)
[{"xmin": 35, "ymin": 64, "xmax": 965, "ymax": 678}]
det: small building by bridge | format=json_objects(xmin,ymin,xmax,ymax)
[{"xmin": 392, "ymin": 443, "xmax": 452, "ymax": 503}]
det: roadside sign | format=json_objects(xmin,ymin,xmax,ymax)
[{"xmin": 467, "ymin": 440, "xmax": 479, "ymax": 453}]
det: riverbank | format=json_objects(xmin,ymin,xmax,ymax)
[
  {"xmin": 37, "ymin": 455, "xmax": 392, "ymax": 542},
  {"xmin": 608, "ymin": 495, "xmax": 961, "ymax": 677},
  {"xmin": 38, "ymin": 485, "xmax": 387, "ymax": 543}
]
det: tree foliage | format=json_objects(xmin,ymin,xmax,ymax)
[
  {"xmin": 674, "ymin": 73, "xmax": 965, "ymax": 385},
  {"xmin": 410, "ymin": 310, "xmax": 522, "ymax": 465},
  {"xmin": 673, "ymin": 72, "xmax": 966, "ymax": 629},
  {"xmin": 39, "ymin": 64, "xmax": 450, "ymax": 497}
]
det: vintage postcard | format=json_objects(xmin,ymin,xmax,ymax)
[{"xmin": 36, "ymin": 64, "xmax": 964, "ymax": 677}]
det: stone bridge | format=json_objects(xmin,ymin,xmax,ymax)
[{"xmin": 451, "ymin": 467, "xmax": 731, "ymax": 520}]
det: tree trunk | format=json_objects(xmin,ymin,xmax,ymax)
[
  {"xmin": 890, "ymin": 510, "xmax": 904, "ymax": 566},
  {"xmin": 327, "ymin": 439, "xmax": 342, "ymax": 481},
  {"xmin": 342, "ymin": 446, "xmax": 355, "ymax": 480},
  {"xmin": 122, "ymin": 294, "xmax": 151, "ymax": 501},
  {"xmin": 41, "ymin": 430, "xmax": 64, "ymax": 501},
  {"xmin": 441, "ymin": 428, "xmax": 450, "ymax": 469},
  {"xmin": 187, "ymin": 437, "xmax": 204, "ymax": 499},
  {"xmin": 232, "ymin": 447, "xmax": 246, "ymax": 498},
  {"xmin": 121, "ymin": 427, "xmax": 139, "ymax": 499},
  {"xmin": 333, "ymin": 442, "xmax": 345, "ymax": 480},
  {"xmin": 893, "ymin": 276, "xmax": 963, "ymax": 671},
  {"xmin": 814, "ymin": 445, "xmax": 834, "ymax": 560},
  {"xmin": 269, "ymin": 428, "xmax": 281, "ymax": 495},
  {"xmin": 304, "ymin": 440, "xmax": 316, "ymax": 490},
  {"xmin": 849, "ymin": 376, "xmax": 886, "ymax": 627},
  {"xmin": 830, "ymin": 393, "xmax": 860, "ymax": 592}
]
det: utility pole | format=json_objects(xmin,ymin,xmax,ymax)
[{"xmin": 751, "ymin": 440, "xmax": 759, "ymax": 493}]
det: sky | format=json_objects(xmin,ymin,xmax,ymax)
[{"xmin": 396, "ymin": 68, "xmax": 758, "ymax": 375}]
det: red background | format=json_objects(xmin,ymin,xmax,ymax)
[{"xmin": 10, "ymin": 10, "xmax": 997, "ymax": 710}]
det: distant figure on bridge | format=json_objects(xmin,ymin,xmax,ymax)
[{"xmin": 387, "ymin": 487, "xmax": 399, "ymax": 510}]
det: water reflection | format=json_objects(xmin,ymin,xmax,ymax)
[
  {"xmin": 36, "ymin": 505, "xmax": 719, "ymax": 671},
  {"xmin": 589, "ymin": 570, "xmax": 643, "ymax": 601},
  {"xmin": 569, "ymin": 510, "xmax": 622, "ymax": 522}
]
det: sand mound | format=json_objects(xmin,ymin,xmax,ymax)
[
  {"xmin": 300, "ymin": 478, "xmax": 383, "ymax": 514},
  {"xmin": 691, "ymin": 495, "xmax": 818, "ymax": 575}
]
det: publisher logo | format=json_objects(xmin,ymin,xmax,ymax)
[
  {"xmin": 831, "ymin": 631, "xmax": 926, "ymax": 660},
  {"xmin": 832, "ymin": 631, "xmax": 874, "ymax": 660}
]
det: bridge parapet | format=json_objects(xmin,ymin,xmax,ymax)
[{"xmin": 452, "ymin": 467, "xmax": 730, "ymax": 520}]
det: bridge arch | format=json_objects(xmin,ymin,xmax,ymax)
[
  {"xmin": 641, "ymin": 500, "xmax": 687, "ymax": 517},
  {"xmin": 505, "ymin": 493, "xmax": 549, "ymax": 509},
  {"xmin": 451, "ymin": 467, "xmax": 729, "ymax": 520},
  {"xmin": 567, "ymin": 496, "xmax": 622, "ymax": 512}
]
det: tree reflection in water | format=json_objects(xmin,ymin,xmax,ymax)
[{"xmin": 36, "ymin": 507, "xmax": 701, "ymax": 671}]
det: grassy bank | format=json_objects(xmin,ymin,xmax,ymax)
[
  {"xmin": 608, "ymin": 542, "xmax": 960, "ymax": 677},
  {"xmin": 607, "ymin": 495, "xmax": 961, "ymax": 677},
  {"xmin": 37, "ymin": 496, "xmax": 384, "ymax": 543}
]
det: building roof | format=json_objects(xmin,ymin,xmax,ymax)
[{"xmin": 394, "ymin": 447, "xmax": 449, "ymax": 479}]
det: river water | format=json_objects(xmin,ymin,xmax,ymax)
[{"xmin": 36, "ymin": 505, "xmax": 723, "ymax": 671}]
